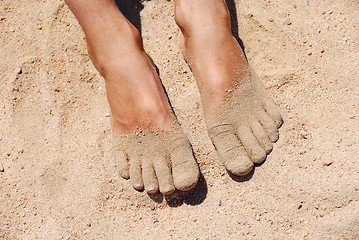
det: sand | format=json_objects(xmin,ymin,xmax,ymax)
[{"xmin": 1, "ymin": 0, "xmax": 358, "ymax": 239}]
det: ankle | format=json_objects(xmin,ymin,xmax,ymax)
[
  {"xmin": 86, "ymin": 21, "xmax": 143, "ymax": 75},
  {"xmin": 65, "ymin": 0, "xmax": 120, "ymax": 31},
  {"xmin": 174, "ymin": 0, "xmax": 231, "ymax": 36}
]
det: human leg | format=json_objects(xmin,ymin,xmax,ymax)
[
  {"xmin": 174, "ymin": 0, "xmax": 283, "ymax": 176},
  {"xmin": 65, "ymin": 0, "xmax": 200, "ymax": 194}
]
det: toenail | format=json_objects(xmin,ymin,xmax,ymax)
[
  {"xmin": 146, "ymin": 187, "xmax": 158, "ymax": 194},
  {"xmin": 133, "ymin": 184, "xmax": 144, "ymax": 190},
  {"xmin": 161, "ymin": 186, "xmax": 175, "ymax": 195}
]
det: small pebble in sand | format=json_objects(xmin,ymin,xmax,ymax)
[
  {"xmin": 219, "ymin": 200, "xmax": 222, "ymax": 206},
  {"xmin": 284, "ymin": 19, "xmax": 292, "ymax": 26},
  {"xmin": 15, "ymin": 67, "xmax": 22, "ymax": 74},
  {"xmin": 105, "ymin": 113, "xmax": 110, "ymax": 117},
  {"xmin": 300, "ymin": 134, "xmax": 307, "ymax": 139},
  {"xmin": 0, "ymin": 162, "xmax": 4, "ymax": 172},
  {"xmin": 195, "ymin": 102, "xmax": 200, "ymax": 109},
  {"xmin": 323, "ymin": 161, "xmax": 333, "ymax": 166}
]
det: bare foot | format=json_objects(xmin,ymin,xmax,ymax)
[
  {"xmin": 65, "ymin": 0, "xmax": 199, "ymax": 194},
  {"xmin": 175, "ymin": 0, "xmax": 283, "ymax": 176}
]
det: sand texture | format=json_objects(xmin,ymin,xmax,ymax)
[{"xmin": 1, "ymin": 0, "xmax": 358, "ymax": 239}]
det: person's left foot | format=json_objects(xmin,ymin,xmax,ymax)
[{"xmin": 175, "ymin": 0, "xmax": 283, "ymax": 176}]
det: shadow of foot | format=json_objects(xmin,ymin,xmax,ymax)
[
  {"xmin": 228, "ymin": 167, "xmax": 255, "ymax": 182},
  {"xmin": 148, "ymin": 175, "xmax": 208, "ymax": 207}
]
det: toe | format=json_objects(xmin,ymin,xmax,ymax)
[
  {"xmin": 209, "ymin": 124, "xmax": 253, "ymax": 176},
  {"xmin": 258, "ymin": 110, "xmax": 280, "ymax": 142},
  {"xmin": 153, "ymin": 157, "xmax": 175, "ymax": 195},
  {"xmin": 236, "ymin": 125, "xmax": 267, "ymax": 164},
  {"xmin": 142, "ymin": 159, "xmax": 159, "ymax": 194},
  {"xmin": 129, "ymin": 156, "xmax": 144, "ymax": 191},
  {"xmin": 263, "ymin": 99, "xmax": 283, "ymax": 128},
  {"xmin": 170, "ymin": 136, "xmax": 200, "ymax": 191},
  {"xmin": 115, "ymin": 150, "xmax": 130, "ymax": 179},
  {"xmin": 251, "ymin": 121, "xmax": 273, "ymax": 154}
]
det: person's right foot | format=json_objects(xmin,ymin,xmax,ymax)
[{"xmin": 85, "ymin": 12, "xmax": 199, "ymax": 194}]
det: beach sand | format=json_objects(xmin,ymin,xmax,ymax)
[{"xmin": 0, "ymin": 0, "xmax": 358, "ymax": 239}]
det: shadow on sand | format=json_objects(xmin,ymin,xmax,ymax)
[{"xmin": 147, "ymin": 176, "xmax": 208, "ymax": 207}]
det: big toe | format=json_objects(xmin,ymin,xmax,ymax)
[
  {"xmin": 209, "ymin": 124, "xmax": 254, "ymax": 176},
  {"xmin": 171, "ymin": 140, "xmax": 200, "ymax": 191},
  {"xmin": 225, "ymin": 156, "xmax": 254, "ymax": 176}
]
